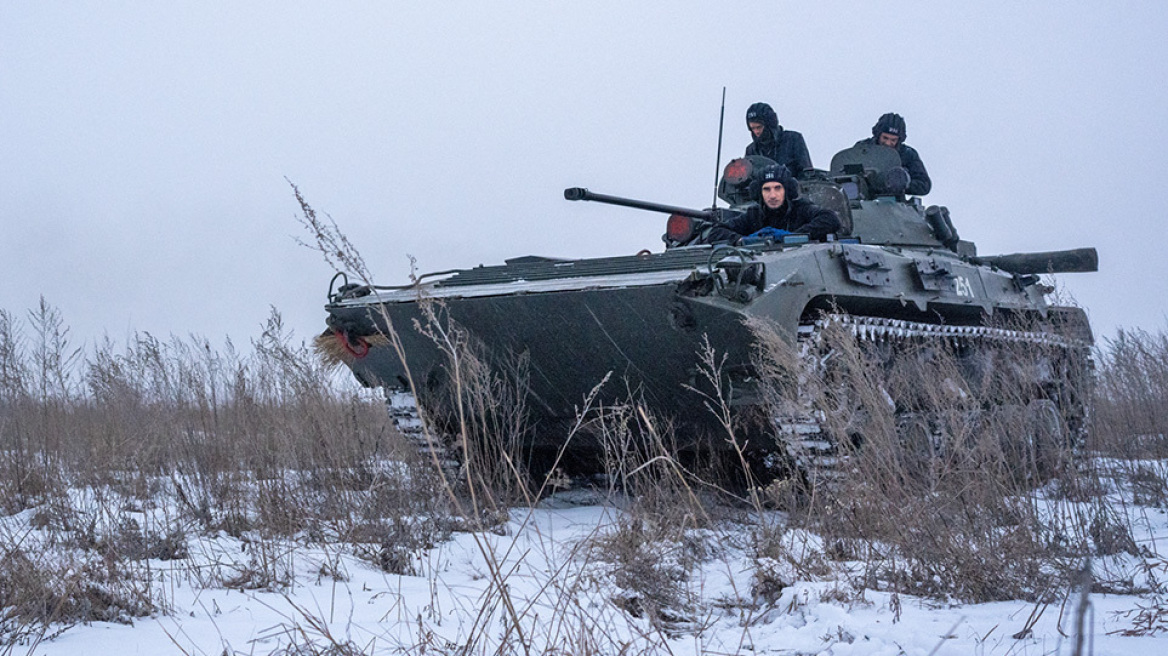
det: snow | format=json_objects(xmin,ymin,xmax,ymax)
[{"xmin": 5, "ymin": 471, "xmax": 1168, "ymax": 655}]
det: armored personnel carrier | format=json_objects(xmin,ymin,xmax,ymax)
[{"xmin": 319, "ymin": 144, "xmax": 1096, "ymax": 483}]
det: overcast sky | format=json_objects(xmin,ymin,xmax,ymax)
[{"xmin": 3, "ymin": 1, "xmax": 1166, "ymax": 348}]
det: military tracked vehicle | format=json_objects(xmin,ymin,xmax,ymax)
[{"xmin": 320, "ymin": 144, "xmax": 1097, "ymax": 483}]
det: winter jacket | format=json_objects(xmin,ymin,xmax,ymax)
[
  {"xmin": 705, "ymin": 197, "xmax": 841, "ymax": 243},
  {"xmin": 746, "ymin": 128, "xmax": 813, "ymax": 178}
]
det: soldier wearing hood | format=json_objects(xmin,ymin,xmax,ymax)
[
  {"xmin": 704, "ymin": 164, "xmax": 840, "ymax": 244},
  {"xmin": 856, "ymin": 112, "xmax": 932, "ymax": 196},
  {"xmin": 744, "ymin": 102, "xmax": 813, "ymax": 178}
]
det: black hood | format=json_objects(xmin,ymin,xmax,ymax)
[
  {"xmin": 746, "ymin": 102, "xmax": 780, "ymax": 144},
  {"xmin": 750, "ymin": 163, "xmax": 800, "ymax": 204}
]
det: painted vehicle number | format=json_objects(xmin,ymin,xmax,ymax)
[{"xmin": 953, "ymin": 275, "xmax": 975, "ymax": 298}]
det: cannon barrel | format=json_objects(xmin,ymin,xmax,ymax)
[
  {"xmin": 973, "ymin": 247, "xmax": 1098, "ymax": 275},
  {"xmin": 564, "ymin": 187, "xmax": 712, "ymax": 219}
]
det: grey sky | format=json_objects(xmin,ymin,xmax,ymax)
[{"xmin": 3, "ymin": 1, "xmax": 1166, "ymax": 347}]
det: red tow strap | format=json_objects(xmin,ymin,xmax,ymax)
[{"xmin": 334, "ymin": 331, "xmax": 370, "ymax": 358}]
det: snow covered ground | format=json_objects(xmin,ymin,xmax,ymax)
[{"xmin": 4, "ymin": 463, "xmax": 1168, "ymax": 656}]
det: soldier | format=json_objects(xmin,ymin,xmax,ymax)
[
  {"xmin": 745, "ymin": 102, "xmax": 813, "ymax": 178},
  {"xmin": 705, "ymin": 164, "xmax": 840, "ymax": 244},
  {"xmin": 857, "ymin": 112, "xmax": 932, "ymax": 196}
]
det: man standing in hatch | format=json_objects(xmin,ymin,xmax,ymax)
[
  {"xmin": 744, "ymin": 102, "xmax": 813, "ymax": 178},
  {"xmin": 704, "ymin": 164, "xmax": 840, "ymax": 244},
  {"xmin": 856, "ymin": 112, "xmax": 932, "ymax": 196}
]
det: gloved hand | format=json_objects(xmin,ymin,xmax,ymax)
[
  {"xmin": 871, "ymin": 166, "xmax": 911, "ymax": 195},
  {"xmin": 739, "ymin": 226, "xmax": 791, "ymax": 245}
]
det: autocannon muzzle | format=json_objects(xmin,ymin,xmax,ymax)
[
  {"xmin": 563, "ymin": 187, "xmax": 712, "ymax": 219},
  {"xmin": 563, "ymin": 187, "xmax": 589, "ymax": 201}
]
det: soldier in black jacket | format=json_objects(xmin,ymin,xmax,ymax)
[
  {"xmin": 704, "ymin": 164, "xmax": 841, "ymax": 244},
  {"xmin": 744, "ymin": 102, "xmax": 813, "ymax": 178},
  {"xmin": 856, "ymin": 112, "xmax": 932, "ymax": 196}
]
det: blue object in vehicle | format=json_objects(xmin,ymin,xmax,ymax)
[{"xmin": 740, "ymin": 227, "xmax": 792, "ymax": 245}]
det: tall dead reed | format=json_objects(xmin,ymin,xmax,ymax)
[
  {"xmin": 0, "ymin": 299, "xmax": 454, "ymax": 641},
  {"xmin": 1092, "ymin": 326, "xmax": 1168, "ymax": 458}
]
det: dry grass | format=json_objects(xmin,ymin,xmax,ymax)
[
  {"xmin": 1092, "ymin": 326, "xmax": 1168, "ymax": 458},
  {"xmin": 0, "ymin": 299, "xmax": 459, "ymax": 645}
]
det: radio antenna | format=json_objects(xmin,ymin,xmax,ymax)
[{"xmin": 711, "ymin": 86, "xmax": 726, "ymax": 210}]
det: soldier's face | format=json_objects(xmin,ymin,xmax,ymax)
[
  {"xmin": 748, "ymin": 121, "xmax": 765, "ymax": 138},
  {"xmin": 878, "ymin": 132, "xmax": 901, "ymax": 148},
  {"xmin": 761, "ymin": 181, "xmax": 786, "ymax": 209}
]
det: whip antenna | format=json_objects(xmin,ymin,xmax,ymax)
[{"xmin": 712, "ymin": 86, "xmax": 726, "ymax": 210}]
